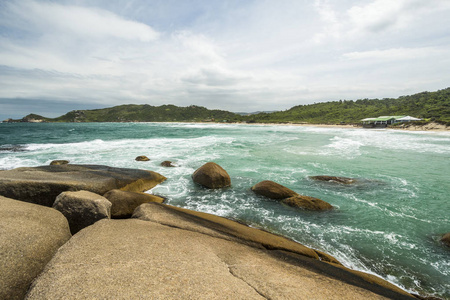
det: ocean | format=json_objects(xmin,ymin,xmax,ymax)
[{"xmin": 1, "ymin": 122, "xmax": 449, "ymax": 299}]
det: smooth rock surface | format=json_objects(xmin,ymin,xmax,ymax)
[
  {"xmin": 26, "ymin": 203, "xmax": 414, "ymax": 300},
  {"xmin": 49, "ymin": 160, "xmax": 69, "ymax": 165},
  {"xmin": 0, "ymin": 196, "xmax": 71, "ymax": 300},
  {"xmin": 192, "ymin": 162, "xmax": 231, "ymax": 189},
  {"xmin": 103, "ymin": 189, "xmax": 165, "ymax": 218},
  {"xmin": 310, "ymin": 175, "xmax": 356, "ymax": 184},
  {"xmin": 135, "ymin": 155, "xmax": 150, "ymax": 161},
  {"xmin": 161, "ymin": 160, "xmax": 176, "ymax": 167},
  {"xmin": 0, "ymin": 164, "xmax": 166, "ymax": 206},
  {"xmin": 251, "ymin": 180, "xmax": 298, "ymax": 199},
  {"xmin": 53, "ymin": 190, "xmax": 111, "ymax": 234},
  {"xmin": 282, "ymin": 195, "xmax": 333, "ymax": 211}
]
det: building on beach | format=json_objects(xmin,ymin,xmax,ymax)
[{"xmin": 361, "ymin": 115, "xmax": 422, "ymax": 128}]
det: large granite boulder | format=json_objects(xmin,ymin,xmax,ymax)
[
  {"xmin": 310, "ymin": 176, "xmax": 356, "ymax": 184},
  {"xmin": 251, "ymin": 180, "xmax": 298, "ymax": 200},
  {"xmin": 281, "ymin": 195, "xmax": 333, "ymax": 211},
  {"xmin": 49, "ymin": 160, "xmax": 69, "ymax": 165},
  {"xmin": 0, "ymin": 164, "xmax": 166, "ymax": 206},
  {"xmin": 53, "ymin": 190, "xmax": 112, "ymax": 234},
  {"xmin": 25, "ymin": 203, "xmax": 414, "ymax": 299},
  {"xmin": 441, "ymin": 233, "xmax": 450, "ymax": 247},
  {"xmin": 135, "ymin": 155, "xmax": 150, "ymax": 161},
  {"xmin": 0, "ymin": 196, "xmax": 71, "ymax": 300},
  {"xmin": 103, "ymin": 189, "xmax": 165, "ymax": 218},
  {"xmin": 192, "ymin": 162, "xmax": 231, "ymax": 189},
  {"xmin": 161, "ymin": 160, "xmax": 176, "ymax": 167}
]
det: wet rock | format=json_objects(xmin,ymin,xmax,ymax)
[
  {"xmin": 192, "ymin": 162, "xmax": 231, "ymax": 189},
  {"xmin": 161, "ymin": 160, "xmax": 175, "ymax": 167},
  {"xmin": 251, "ymin": 180, "xmax": 298, "ymax": 200},
  {"xmin": 135, "ymin": 155, "xmax": 150, "ymax": 161},
  {"xmin": 0, "ymin": 164, "xmax": 166, "ymax": 206},
  {"xmin": 103, "ymin": 189, "xmax": 165, "ymax": 219},
  {"xmin": 50, "ymin": 160, "xmax": 69, "ymax": 165},
  {"xmin": 53, "ymin": 190, "xmax": 112, "ymax": 234},
  {"xmin": 0, "ymin": 196, "xmax": 71, "ymax": 300},
  {"xmin": 281, "ymin": 195, "xmax": 333, "ymax": 211},
  {"xmin": 309, "ymin": 176, "xmax": 356, "ymax": 184},
  {"xmin": 441, "ymin": 233, "xmax": 450, "ymax": 247}
]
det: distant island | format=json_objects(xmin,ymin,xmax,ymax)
[{"xmin": 4, "ymin": 87, "xmax": 450, "ymax": 125}]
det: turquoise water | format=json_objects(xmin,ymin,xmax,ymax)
[{"xmin": 1, "ymin": 122, "xmax": 449, "ymax": 298}]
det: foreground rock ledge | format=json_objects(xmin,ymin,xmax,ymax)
[
  {"xmin": 0, "ymin": 164, "xmax": 166, "ymax": 206},
  {"xmin": 26, "ymin": 203, "xmax": 414, "ymax": 300},
  {"xmin": 0, "ymin": 196, "xmax": 71, "ymax": 300}
]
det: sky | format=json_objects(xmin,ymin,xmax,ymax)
[{"xmin": 1, "ymin": 0, "xmax": 450, "ymax": 120}]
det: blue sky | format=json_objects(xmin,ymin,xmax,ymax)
[{"xmin": 1, "ymin": 0, "xmax": 450, "ymax": 120}]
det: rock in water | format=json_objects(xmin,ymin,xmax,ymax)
[
  {"xmin": 103, "ymin": 189, "xmax": 165, "ymax": 219},
  {"xmin": 161, "ymin": 160, "xmax": 175, "ymax": 167},
  {"xmin": 441, "ymin": 233, "xmax": 450, "ymax": 247},
  {"xmin": 281, "ymin": 195, "xmax": 333, "ymax": 211},
  {"xmin": 135, "ymin": 155, "xmax": 150, "ymax": 161},
  {"xmin": 251, "ymin": 180, "xmax": 298, "ymax": 199},
  {"xmin": 53, "ymin": 190, "xmax": 112, "ymax": 234},
  {"xmin": 0, "ymin": 164, "xmax": 166, "ymax": 206},
  {"xmin": 192, "ymin": 162, "xmax": 231, "ymax": 189},
  {"xmin": 50, "ymin": 160, "xmax": 69, "ymax": 165},
  {"xmin": 309, "ymin": 175, "xmax": 356, "ymax": 184},
  {"xmin": 0, "ymin": 196, "xmax": 71, "ymax": 300}
]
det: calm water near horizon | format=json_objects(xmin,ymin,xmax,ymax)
[{"xmin": 1, "ymin": 122, "xmax": 449, "ymax": 299}]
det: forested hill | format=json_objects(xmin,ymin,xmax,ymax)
[
  {"xmin": 247, "ymin": 87, "xmax": 450, "ymax": 124},
  {"xmin": 8, "ymin": 87, "xmax": 450, "ymax": 124},
  {"xmin": 27, "ymin": 104, "xmax": 242, "ymax": 123}
]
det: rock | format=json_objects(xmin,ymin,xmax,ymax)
[
  {"xmin": 192, "ymin": 162, "xmax": 231, "ymax": 189},
  {"xmin": 161, "ymin": 160, "xmax": 175, "ymax": 167},
  {"xmin": 135, "ymin": 155, "xmax": 150, "ymax": 161},
  {"xmin": 441, "ymin": 233, "xmax": 450, "ymax": 247},
  {"xmin": 53, "ymin": 190, "xmax": 112, "ymax": 234},
  {"xmin": 251, "ymin": 180, "xmax": 298, "ymax": 200},
  {"xmin": 281, "ymin": 195, "xmax": 333, "ymax": 211},
  {"xmin": 309, "ymin": 175, "xmax": 356, "ymax": 184},
  {"xmin": 0, "ymin": 164, "xmax": 166, "ymax": 206},
  {"xmin": 25, "ymin": 203, "xmax": 414, "ymax": 300},
  {"xmin": 50, "ymin": 160, "xmax": 69, "ymax": 165},
  {"xmin": 0, "ymin": 196, "xmax": 71, "ymax": 300},
  {"xmin": 103, "ymin": 189, "xmax": 165, "ymax": 219}
]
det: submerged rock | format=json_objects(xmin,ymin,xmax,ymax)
[
  {"xmin": 103, "ymin": 189, "xmax": 165, "ymax": 218},
  {"xmin": 192, "ymin": 162, "xmax": 231, "ymax": 189},
  {"xmin": 441, "ymin": 233, "xmax": 450, "ymax": 247},
  {"xmin": 50, "ymin": 160, "xmax": 69, "ymax": 165},
  {"xmin": 281, "ymin": 195, "xmax": 333, "ymax": 211},
  {"xmin": 161, "ymin": 160, "xmax": 176, "ymax": 167},
  {"xmin": 135, "ymin": 155, "xmax": 150, "ymax": 161},
  {"xmin": 251, "ymin": 180, "xmax": 298, "ymax": 200},
  {"xmin": 309, "ymin": 175, "xmax": 356, "ymax": 184},
  {"xmin": 53, "ymin": 190, "xmax": 112, "ymax": 234},
  {"xmin": 0, "ymin": 196, "xmax": 71, "ymax": 300},
  {"xmin": 0, "ymin": 164, "xmax": 166, "ymax": 206}
]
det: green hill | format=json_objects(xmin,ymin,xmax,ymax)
[
  {"xmin": 247, "ymin": 88, "xmax": 450, "ymax": 124},
  {"xmin": 47, "ymin": 104, "xmax": 241, "ymax": 123}
]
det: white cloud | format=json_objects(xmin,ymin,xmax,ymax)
[{"xmin": 342, "ymin": 47, "xmax": 441, "ymax": 62}]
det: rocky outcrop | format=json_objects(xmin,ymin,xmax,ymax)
[
  {"xmin": 310, "ymin": 176, "xmax": 356, "ymax": 184},
  {"xmin": 25, "ymin": 202, "xmax": 414, "ymax": 300},
  {"xmin": 103, "ymin": 189, "xmax": 165, "ymax": 218},
  {"xmin": 53, "ymin": 190, "xmax": 112, "ymax": 234},
  {"xmin": 50, "ymin": 160, "xmax": 69, "ymax": 165},
  {"xmin": 251, "ymin": 180, "xmax": 298, "ymax": 199},
  {"xmin": 441, "ymin": 233, "xmax": 450, "ymax": 247},
  {"xmin": 0, "ymin": 164, "xmax": 166, "ymax": 206},
  {"xmin": 161, "ymin": 160, "xmax": 176, "ymax": 167},
  {"xmin": 135, "ymin": 155, "xmax": 150, "ymax": 161},
  {"xmin": 0, "ymin": 196, "xmax": 71, "ymax": 300},
  {"xmin": 192, "ymin": 162, "xmax": 231, "ymax": 189},
  {"xmin": 281, "ymin": 195, "xmax": 333, "ymax": 211}
]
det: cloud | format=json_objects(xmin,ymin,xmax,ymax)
[{"xmin": 342, "ymin": 47, "xmax": 441, "ymax": 62}]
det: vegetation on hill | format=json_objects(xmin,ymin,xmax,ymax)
[
  {"xmin": 6, "ymin": 87, "xmax": 450, "ymax": 124},
  {"xmin": 247, "ymin": 88, "xmax": 450, "ymax": 124},
  {"xmin": 44, "ymin": 104, "xmax": 242, "ymax": 123}
]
